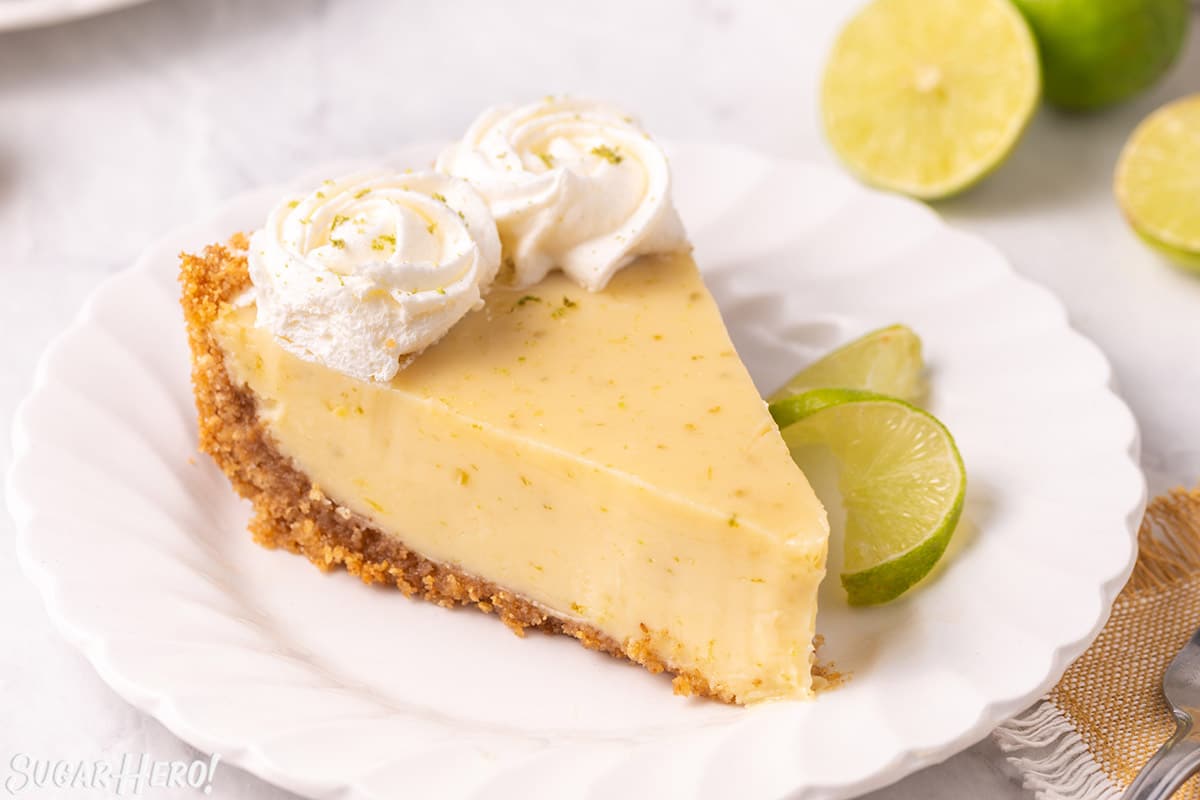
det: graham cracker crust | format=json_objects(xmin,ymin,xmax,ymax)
[{"xmin": 179, "ymin": 237, "xmax": 744, "ymax": 703}]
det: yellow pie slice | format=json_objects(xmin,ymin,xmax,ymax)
[{"xmin": 181, "ymin": 236, "xmax": 829, "ymax": 704}]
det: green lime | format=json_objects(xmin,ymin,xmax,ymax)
[
  {"xmin": 1115, "ymin": 94, "xmax": 1200, "ymax": 270},
  {"xmin": 1012, "ymin": 0, "xmax": 1189, "ymax": 111},
  {"xmin": 820, "ymin": 0, "xmax": 1041, "ymax": 199},
  {"xmin": 771, "ymin": 389, "xmax": 966, "ymax": 606},
  {"xmin": 767, "ymin": 324, "xmax": 924, "ymax": 405}
]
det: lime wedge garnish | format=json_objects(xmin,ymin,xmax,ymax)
[
  {"xmin": 1115, "ymin": 94, "xmax": 1200, "ymax": 270},
  {"xmin": 820, "ymin": 0, "xmax": 1041, "ymax": 199},
  {"xmin": 771, "ymin": 389, "xmax": 966, "ymax": 606},
  {"xmin": 767, "ymin": 324, "xmax": 924, "ymax": 405}
]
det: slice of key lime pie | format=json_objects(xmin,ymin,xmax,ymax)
[{"xmin": 181, "ymin": 98, "xmax": 830, "ymax": 704}]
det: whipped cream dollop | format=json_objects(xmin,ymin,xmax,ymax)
[
  {"xmin": 436, "ymin": 97, "xmax": 690, "ymax": 291},
  {"xmin": 248, "ymin": 171, "xmax": 501, "ymax": 383}
]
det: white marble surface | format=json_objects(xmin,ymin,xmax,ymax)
[{"xmin": 2, "ymin": 1, "xmax": 1198, "ymax": 798}]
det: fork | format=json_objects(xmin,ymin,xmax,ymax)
[{"xmin": 1125, "ymin": 626, "xmax": 1200, "ymax": 799}]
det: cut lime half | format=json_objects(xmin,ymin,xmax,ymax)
[
  {"xmin": 821, "ymin": 0, "xmax": 1041, "ymax": 199},
  {"xmin": 771, "ymin": 389, "xmax": 966, "ymax": 606},
  {"xmin": 1115, "ymin": 94, "xmax": 1200, "ymax": 271},
  {"xmin": 768, "ymin": 324, "xmax": 924, "ymax": 405}
]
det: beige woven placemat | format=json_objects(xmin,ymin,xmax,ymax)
[{"xmin": 994, "ymin": 486, "xmax": 1200, "ymax": 800}]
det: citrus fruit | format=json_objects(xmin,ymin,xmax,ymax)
[
  {"xmin": 1012, "ymin": 0, "xmax": 1189, "ymax": 111},
  {"xmin": 771, "ymin": 389, "xmax": 966, "ymax": 606},
  {"xmin": 767, "ymin": 324, "xmax": 924, "ymax": 405},
  {"xmin": 821, "ymin": 0, "xmax": 1041, "ymax": 199},
  {"xmin": 1115, "ymin": 94, "xmax": 1200, "ymax": 269}
]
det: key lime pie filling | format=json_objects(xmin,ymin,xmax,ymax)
[{"xmin": 182, "ymin": 98, "xmax": 830, "ymax": 704}]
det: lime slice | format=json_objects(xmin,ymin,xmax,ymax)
[
  {"xmin": 767, "ymin": 324, "xmax": 924, "ymax": 405},
  {"xmin": 771, "ymin": 389, "xmax": 966, "ymax": 606},
  {"xmin": 1012, "ymin": 0, "xmax": 1189, "ymax": 111},
  {"xmin": 820, "ymin": 0, "xmax": 1041, "ymax": 199},
  {"xmin": 1115, "ymin": 94, "xmax": 1200, "ymax": 270}
]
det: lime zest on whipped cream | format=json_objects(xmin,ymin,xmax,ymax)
[
  {"xmin": 244, "ymin": 97, "xmax": 693, "ymax": 383},
  {"xmin": 591, "ymin": 144, "xmax": 624, "ymax": 164},
  {"xmin": 247, "ymin": 170, "xmax": 501, "ymax": 383},
  {"xmin": 436, "ymin": 96, "xmax": 690, "ymax": 291}
]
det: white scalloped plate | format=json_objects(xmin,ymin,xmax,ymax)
[{"xmin": 8, "ymin": 143, "xmax": 1145, "ymax": 800}]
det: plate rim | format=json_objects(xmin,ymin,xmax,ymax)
[
  {"xmin": 7, "ymin": 140, "xmax": 1146, "ymax": 800},
  {"xmin": 0, "ymin": 0, "xmax": 151, "ymax": 32}
]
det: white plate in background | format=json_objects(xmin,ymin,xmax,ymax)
[{"xmin": 0, "ymin": 0, "xmax": 149, "ymax": 32}]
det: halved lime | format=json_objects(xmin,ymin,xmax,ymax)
[
  {"xmin": 821, "ymin": 0, "xmax": 1041, "ymax": 199},
  {"xmin": 767, "ymin": 324, "xmax": 924, "ymax": 405},
  {"xmin": 1115, "ymin": 94, "xmax": 1200, "ymax": 270},
  {"xmin": 771, "ymin": 389, "xmax": 966, "ymax": 606}
]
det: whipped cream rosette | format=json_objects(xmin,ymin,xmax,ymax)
[
  {"xmin": 247, "ymin": 171, "xmax": 501, "ymax": 383},
  {"xmin": 437, "ymin": 97, "xmax": 690, "ymax": 291}
]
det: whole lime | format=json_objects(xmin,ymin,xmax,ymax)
[{"xmin": 1011, "ymin": 0, "xmax": 1190, "ymax": 111}]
